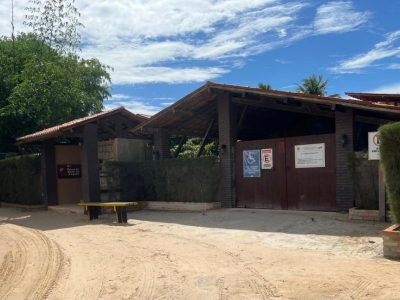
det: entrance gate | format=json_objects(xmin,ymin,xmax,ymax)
[{"xmin": 236, "ymin": 134, "xmax": 336, "ymax": 211}]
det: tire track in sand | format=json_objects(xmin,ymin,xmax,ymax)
[{"xmin": 0, "ymin": 224, "xmax": 69, "ymax": 300}]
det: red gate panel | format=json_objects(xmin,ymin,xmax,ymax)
[
  {"xmin": 236, "ymin": 139, "xmax": 286, "ymax": 209},
  {"xmin": 235, "ymin": 134, "xmax": 336, "ymax": 211},
  {"xmin": 285, "ymin": 134, "xmax": 336, "ymax": 211}
]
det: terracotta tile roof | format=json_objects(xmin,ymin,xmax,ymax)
[{"xmin": 17, "ymin": 106, "xmax": 146, "ymax": 144}]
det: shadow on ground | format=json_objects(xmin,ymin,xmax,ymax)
[
  {"xmin": 0, "ymin": 206, "xmax": 389, "ymax": 238},
  {"xmin": 129, "ymin": 208, "xmax": 389, "ymax": 238}
]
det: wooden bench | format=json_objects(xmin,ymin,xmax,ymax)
[{"xmin": 78, "ymin": 202, "xmax": 138, "ymax": 223}]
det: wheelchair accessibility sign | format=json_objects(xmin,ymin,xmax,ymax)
[{"xmin": 243, "ymin": 150, "xmax": 261, "ymax": 177}]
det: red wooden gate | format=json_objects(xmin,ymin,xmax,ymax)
[{"xmin": 236, "ymin": 134, "xmax": 336, "ymax": 211}]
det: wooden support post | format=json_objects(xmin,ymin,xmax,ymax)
[
  {"xmin": 379, "ymin": 163, "xmax": 386, "ymax": 222},
  {"xmin": 196, "ymin": 119, "xmax": 215, "ymax": 158},
  {"xmin": 174, "ymin": 135, "xmax": 187, "ymax": 158}
]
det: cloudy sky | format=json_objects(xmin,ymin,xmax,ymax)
[{"xmin": 1, "ymin": 1, "xmax": 399, "ymax": 115}]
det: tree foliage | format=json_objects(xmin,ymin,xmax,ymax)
[
  {"xmin": 24, "ymin": 0, "xmax": 83, "ymax": 55},
  {"xmin": 378, "ymin": 122, "xmax": 400, "ymax": 224},
  {"xmin": 0, "ymin": 34, "xmax": 111, "ymax": 151},
  {"xmin": 170, "ymin": 137, "xmax": 219, "ymax": 158},
  {"xmin": 295, "ymin": 74, "xmax": 340, "ymax": 98},
  {"xmin": 258, "ymin": 82, "xmax": 272, "ymax": 90},
  {"xmin": 0, "ymin": 0, "xmax": 111, "ymax": 152}
]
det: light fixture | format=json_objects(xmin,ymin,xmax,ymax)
[
  {"xmin": 340, "ymin": 134, "xmax": 347, "ymax": 147},
  {"xmin": 220, "ymin": 144, "xmax": 227, "ymax": 154}
]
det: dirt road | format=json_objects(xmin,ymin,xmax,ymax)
[{"xmin": 1, "ymin": 208, "xmax": 400, "ymax": 299}]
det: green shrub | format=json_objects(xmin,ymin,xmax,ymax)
[
  {"xmin": 0, "ymin": 155, "xmax": 42, "ymax": 205},
  {"xmin": 379, "ymin": 122, "xmax": 400, "ymax": 224},
  {"xmin": 104, "ymin": 157, "xmax": 220, "ymax": 203}
]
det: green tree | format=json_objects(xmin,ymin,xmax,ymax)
[
  {"xmin": 0, "ymin": 35, "xmax": 111, "ymax": 152},
  {"xmin": 170, "ymin": 138, "xmax": 219, "ymax": 158},
  {"xmin": 0, "ymin": 0, "xmax": 111, "ymax": 153},
  {"xmin": 295, "ymin": 74, "xmax": 340, "ymax": 97},
  {"xmin": 24, "ymin": 0, "xmax": 83, "ymax": 55},
  {"xmin": 258, "ymin": 82, "xmax": 272, "ymax": 90}
]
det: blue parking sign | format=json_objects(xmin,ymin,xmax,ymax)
[{"xmin": 243, "ymin": 150, "xmax": 261, "ymax": 177}]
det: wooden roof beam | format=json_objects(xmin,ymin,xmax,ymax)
[
  {"xmin": 232, "ymin": 97, "xmax": 335, "ymax": 118},
  {"xmin": 168, "ymin": 102, "xmax": 218, "ymax": 133},
  {"xmin": 140, "ymin": 126, "xmax": 159, "ymax": 133},
  {"xmin": 355, "ymin": 115, "xmax": 392, "ymax": 125},
  {"xmin": 172, "ymin": 108, "xmax": 194, "ymax": 117},
  {"xmin": 196, "ymin": 119, "xmax": 215, "ymax": 158}
]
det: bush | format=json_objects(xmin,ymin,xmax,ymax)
[
  {"xmin": 104, "ymin": 157, "xmax": 220, "ymax": 203},
  {"xmin": 0, "ymin": 155, "xmax": 42, "ymax": 205},
  {"xmin": 379, "ymin": 122, "xmax": 400, "ymax": 224}
]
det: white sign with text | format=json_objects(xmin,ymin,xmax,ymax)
[
  {"xmin": 295, "ymin": 143, "xmax": 325, "ymax": 168},
  {"xmin": 368, "ymin": 131, "xmax": 380, "ymax": 160}
]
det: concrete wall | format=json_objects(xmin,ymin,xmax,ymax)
[{"xmin": 55, "ymin": 145, "xmax": 83, "ymax": 205}]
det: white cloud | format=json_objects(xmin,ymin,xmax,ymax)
[
  {"xmin": 113, "ymin": 67, "xmax": 230, "ymax": 85},
  {"xmin": 314, "ymin": 1, "xmax": 371, "ymax": 34},
  {"xmin": 330, "ymin": 30, "xmax": 400, "ymax": 73},
  {"xmin": 368, "ymin": 82, "xmax": 400, "ymax": 94},
  {"xmin": 0, "ymin": 0, "xmax": 371, "ymax": 85},
  {"xmin": 105, "ymin": 95, "xmax": 163, "ymax": 115},
  {"xmin": 386, "ymin": 63, "xmax": 400, "ymax": 69}
]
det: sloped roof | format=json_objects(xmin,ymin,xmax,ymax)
[
  {"xmin": 16, "ymin": 106, "xmax": 148, "ymax": 145},
  {"xmin": 129, "ymin": 81, "xmax": 400, "ymax": 139},
  {"xmin": 346, "ymin": 92, "xmax": 400, "ymax": 104}
]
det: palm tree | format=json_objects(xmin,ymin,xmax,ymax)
[
  {"xmin": 258, "ymin": 82, "xmax": 272, "ymax": 90},
  {"xmin": 295, "ymin": 74, "xmax": 340, "ymax": 98}
]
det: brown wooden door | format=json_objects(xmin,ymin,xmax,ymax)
[
  {"xmin": 235, "ymin": 134, "xmax": 336, "ymax": 211},
  {"xmin": 236, "ymin": 139, "xmax": 287, "ymax": 209},
  {"xmin": 285, "ymin": 134, "xmax": 336, "ymax": 211}
]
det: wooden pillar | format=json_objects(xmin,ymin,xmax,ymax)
[
  {"xmin": 41, "ymin": 139, "xmax": 58, "ymax": 208},
  {"xmin": 81, "ymin": 123, "xmax": 101, "ymax": 202},
  {"xmin": 218, "ymin": 92, "xmax": 237, "ymax": 208},
  {"xmin": 335, "ymin": 108, "xmax": 354, "ymax": 212},
  {"xmin": 153, "ymin": 128, "xmax": 170, "ymax": 159}
]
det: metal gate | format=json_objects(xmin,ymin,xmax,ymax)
[{"xmin": 236, "ymin": 134, "xmax": 336, "ymax": 211}]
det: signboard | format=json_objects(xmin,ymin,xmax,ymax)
[
  {"xmin": 243, "ymin": 150, "xmax": 261, "ymax": 177},
  {"xmin": 368, "ymin": 131, "xmax": 380, "ymax": 160},
  {"xmin": 295, "ymin": 143, "xmax": 325, "ymax": 168},
  {"xmin": 261, "ymin": 149, "xmax": 273, "ymax": 169},
  {"xmin": 57, "ymin": 164, "xmax": 82, "ymax": 179}
]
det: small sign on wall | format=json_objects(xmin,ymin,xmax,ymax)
[
  {"xmin": 295, "ymin": 143, "xmax": 325, "ymax": 168},
  {"xmin": 261, "ymin": 149, "xmax": 273, "ymax": 169},
  {"xmin": 368, "ymin": 131, "xmax": 380, "ymax": 160},
  {"xmin": 57, "ymin": 164, "xmax": 82, "ymax": 179},
  {"xmin": 243, "ymin": 150, "xmax": 261, "ymax": 177}
]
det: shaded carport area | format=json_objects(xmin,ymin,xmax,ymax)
[
  {"xmin": 130, "ymin": 82, "xmax": 400, "ymax": 213},
  {"xmin": 16, "ymin": 106, "xmax": 149, "ymax": 208}
]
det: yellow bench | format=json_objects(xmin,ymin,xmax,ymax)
[{"xmin": 78, "ymin": 202, "xmax": 138, "ymax": 223}]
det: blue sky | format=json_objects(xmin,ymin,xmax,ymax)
[{"xmin": 1, "ymin": 1, "xmax": 400, "ymax": 115}]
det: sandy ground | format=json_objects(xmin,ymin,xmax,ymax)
[{"xmin": 1, "ymin": 207, "xmax": 400, "ymax": 300}]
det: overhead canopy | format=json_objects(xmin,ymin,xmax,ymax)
[
  {"xmin": 130, "ymin": 82, "xmax": 400, "ymax": 139},
  {"xmin": 16, "ymin": 106, "xmax": 149, "ymax": 145},
  {"xmin": 346, "ymin": 92, "xmax": 400, "ymax": 104}
]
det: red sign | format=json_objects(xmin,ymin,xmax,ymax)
[
  {"xmin": 261, "ymin": 149, "xmax": 273, "ymax": 169},
  {"xmin": 57, "ymin": 164, "xmax": 82, "ymax": 179}
]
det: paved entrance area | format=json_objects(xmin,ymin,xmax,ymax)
[{"xmin": 1, "ymin": 207, "xmax": 399, "ymax": 299}]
